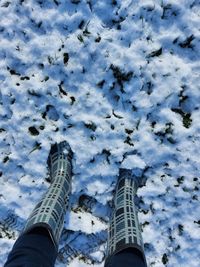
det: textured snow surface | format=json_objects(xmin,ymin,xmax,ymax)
[{"xmin": 0, "ymin": 0, "xmax": 200, "ymax": 266}]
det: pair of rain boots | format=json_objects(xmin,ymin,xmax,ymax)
[{"xmin": 22, "ymin": 141, "xmax": 146, "ymax": 265}]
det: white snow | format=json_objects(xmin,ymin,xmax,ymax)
[{"xmin": 0, "ymin": 0, "xmax": 200, "ymax": 266}]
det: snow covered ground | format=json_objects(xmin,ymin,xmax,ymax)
[{"xmin": 0, "ymin": 0, "xmax": 200, "ymax": 266}]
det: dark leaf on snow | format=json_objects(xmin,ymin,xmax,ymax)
[
  {"xmin": 63, "ymin": 53, "xmax": 69, "ymax": 65},
  {"xmin": 46, "ymin": 105, "xmax": 59, "ymax": 121},
  {"xmin": 1, "ymin": 2, "xmax": 10, "ymax": 8},
  {"xmin": 171, "ymin": 108, "xmax": 192, "ymax": 128},
  {"xmin": 84, "ymin": 122, "xmax": 97, "ymax": 132},
  {"xmin": 147, "ymin": 48, "xmax": 162, "ymax": 58},
  {"xmin": 179, "ymin": 35, "xmax": 195, "ymax": 48},
  {"xmin": 28, "ymin": 126, "xmax": 39, "ymax": 136},
  {"xmin": 110, "ymin": 64, "xmax": 133, "ymax": 83},
  {"xmin": 162, "ymin": 253, "xmax": 169, "ymax": 265}
]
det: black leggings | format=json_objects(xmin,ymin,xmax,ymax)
[
  {"xmin": 104, "ymin": 248, "xmax": 147, "ymax": 267},
  {"xmin": 4, "ymin": 230, "xmax": 146, "ymax": 267},
  {"xmin": 4, "ymin": 228, "xmax": 57, "ymax": 267}
]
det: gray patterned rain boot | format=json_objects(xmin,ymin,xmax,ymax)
[
  {"xmin": 22, "ymin": 141, "xmax": 73, "ymax": 249},
  {"xmin": 105, "ymin": 168, "xmax": 147, "ymax": 266}
]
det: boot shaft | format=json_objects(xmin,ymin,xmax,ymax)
[
  {"xmin": 47, "ymin": 141, "xmax": 73, "ymax": 182},
  {"xmin": 23, "ymin": 142, "xmax": 73, "ymax": 249},
  {"xmin": 105, "ymin": 169, "xmax": 146, "ymax": 265}
]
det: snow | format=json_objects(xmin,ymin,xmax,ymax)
[{"xmin": 0, "ymin": 0, "xmax": 200, "ymax": 266}]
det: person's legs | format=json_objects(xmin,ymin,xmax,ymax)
[
  {"xmin": 105, "ymin": 248, "xmax": 146, "ymax": 267},
  {"xmin": 4, "ymin": 228, "xmax": 57, "ymax": 267},
  {"xmin": 4, "ymin": 141, "xmax": 73, "ymax": 267},
  {"xmin": 104, "ymin": 169, "xmax": 147, "ymax": 267}
]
